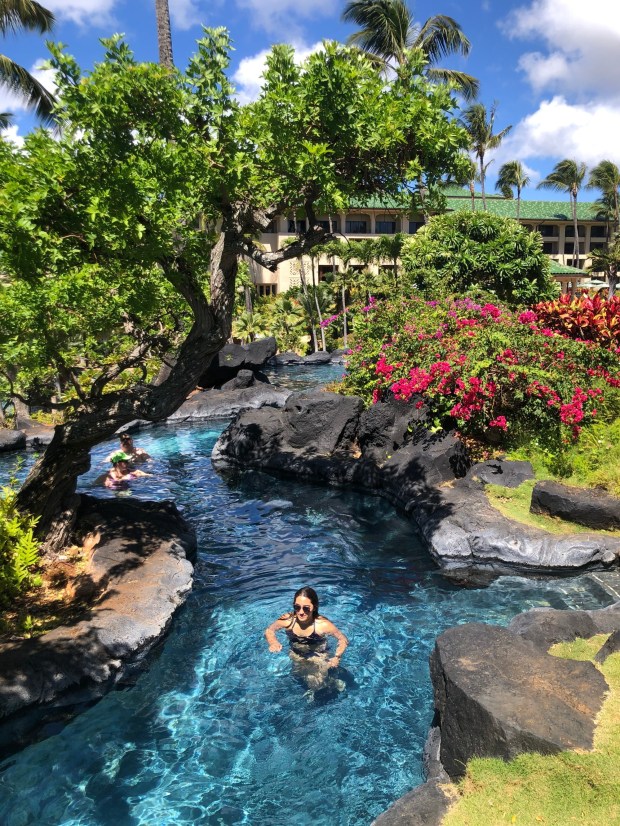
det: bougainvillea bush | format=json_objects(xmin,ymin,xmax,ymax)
[{"xmin": 341, "ymin": 296, "xmax": 620, "ymax": 470}]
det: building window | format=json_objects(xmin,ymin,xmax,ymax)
[
  {"xmin": 542, "ymin": 242, "xmax": 557, "ymax": 254},
  {"xmin": 564, "ymin": 225, "xmax": 585, "ymax": 237},
  {"xmin": 287, "ymin": 219, "xmax": 306, "ymax": 233},
  {"xmin": 346, "ymin": 220, "xmax": 368, "ymax": 234},
  {"xmin": 589, "ymin": 241, "xmax": 606, "ymax": 252},
  {"xmin": 265, "ymin": 220, "xmax": 278, "ymax": 233},
  {"xmin": 318, "ymin": 265, "xmax": 338, "ymax": 281},
  {"xmin": 376, "ymin": 220, "xmax": 396, "ymax": 234},
  {"xmin": 539, "ymin": 225, "xmax": 559, "ymax": 237},
  {"xmin": 317, "ymin": 219, "xmax": 339, "ymax": 232},
  {"xmin": 564, "ymin": 242, "xmax": 584, "ymax": 254},
  {"xmin": 590, "ymin": 225, "xmax": 607, "ymax": 238},
  {"xmin": 408, "ymin": 221, "xmax": 424, "ymax": 234},
  {"xmin": 257, "ymin": 284, "xmax": 277, "ymax": 297}
]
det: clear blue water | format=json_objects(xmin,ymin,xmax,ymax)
[
  {"xmin": 0, "ymin": 371, "xmax": 617, "ymax": 825},
  {"xmin": 260, "ymin": 361, "xmax": 345, "ymax": 391}
]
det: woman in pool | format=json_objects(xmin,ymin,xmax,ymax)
[
  {"xmin": 264, "ymin": 587, "xmax": 348, "ymax": 691},
  {"xmin": 98, "ymin": 451, "xmax": 150, "ymax": 490}
]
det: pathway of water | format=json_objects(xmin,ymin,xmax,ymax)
[{"xmin": 0, "ymin": 406, "xmax": 616, "ymax": 825}]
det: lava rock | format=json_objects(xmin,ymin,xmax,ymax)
[
  {"xmin": 430, "ymin": 623, "xmax": 607, "ymax": 779},
  {"xmin": 283, "ymin": 392, "xmax": 362, "ymax": 454},
  {"xmin": 219, "ymin": 369, "xmax": 256, "ymax": 391},
  {"xmin": 168, "ymin": 384, "xmax": 291, "ymax": 421},
  {"xmin": 595, "ymin": 628, "xmax": 620, "ymax": 663},
  {"xmin": 467, "ymin": 458, "xmax": 535, "ymax": 488},
  {"xmin": 198, "ymin": 337, "xmax": 277, "ymax": 387},
  {"xmin": 0, "ymin": 429, "xmax": 26, "ymax": 452},
  {"xmin": 509, "ymin": 607, "xmax": 598, "ymax": 649},
  {"xmin": 531, "ymin": 480, "xmax": 620, "ymax": 531}
]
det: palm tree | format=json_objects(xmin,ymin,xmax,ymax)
[
  {"xmin": 587, "ymin": 160, "xmax": 620, "ymax": 234},
  {"xmin": 538, "ymin": 159, "xmax": 587, "ymax": 269},
  {"xmin": 588, "ymin": 232, "xmax": 620, "ymax": 298},
  {"xmin": 342, "ymin": 0, "xmax": 478, "ymax": 100},
  {"xmin": 0, "ymin": 0, "xmax": 55, "ymax": 124},
  {"xmin": 155, "ymin": 0, "xmax": 174, "ymax": 68},
  {"xmin": 459, "ymin": 102, "xmax": 512, "ymax": 210},
  {"xmin": 495, "ymin": 160, "xmax": 531, "ymax": 221},
  {"xmin": 376, "ymin": 232, "xmax": 406, "ymax": 287}
]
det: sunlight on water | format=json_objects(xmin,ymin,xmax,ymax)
[{"xmin": 0, "ymin": 385, "xmax": 616, "ymax": 824}]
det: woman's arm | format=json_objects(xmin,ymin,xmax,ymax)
[
  {"xmin": 264, "ymin": 615, "xmax": 290, "ymax": 652},
  {"xmin": 321, "ymin": 619, "xmax": 348, "ymax": 667}
]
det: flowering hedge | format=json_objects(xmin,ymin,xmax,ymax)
[
  {"xmin": 531, "ymin": 293, "xmax": 620, "ymax": 346},
  {"xmin": 341, "ymin": 296, "xmax": 620, "ymax": 453}
]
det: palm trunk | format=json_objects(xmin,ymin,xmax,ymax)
[
  {"xmin": 480, "ymin": 158, "xmax": 487, "ymax": 210},
  {"xmin": 155, "ymin": 0, "xmax": 174, "ymax": 68},
  {"xmin": 516, "ymin": 189, "xmax": 521, "ymax": 222},
  {"xmin": 311, "ymin": 257, "xmax": 326, "ymax": 351},
  {"xmin": 571, "ymin": 193, "xmax": 579, "ymax": 270},
  {"xmin": 341, "ymin": 284, "xmax": 348, "ymax": 347},
  {"xmin": 298, "ymin": 256, "xmax": 318, "ymax": 352}
]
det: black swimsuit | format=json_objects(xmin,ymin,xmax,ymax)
[{"xmin": 285, "ymin": 619, "xmax": 327, "ymax": 657}]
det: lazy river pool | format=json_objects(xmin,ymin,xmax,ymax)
[{"xmin": 0, "ymin": 377, "xmax": 617, "ymax": 825}]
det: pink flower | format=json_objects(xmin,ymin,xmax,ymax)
[
  {"xmin": 488, "ymin": 415, "xmax": 508, "ymax": 431},
  {"xmin": 518, "ymin": 310, "xmax": 537, "ymax": 324}
]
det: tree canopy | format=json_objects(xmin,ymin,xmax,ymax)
[
  {"xmin": 401, "ymin": 211, "xmax": 556, "ymax": 305},
  {"xmin": 0, "ymin": 29, "xmax": 469, "ymax": 546}
]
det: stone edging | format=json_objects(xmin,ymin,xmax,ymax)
[
  {"xmin": 372, "ymin": 600, "xmax": 620, "ymax": 825},
  {"xmin": 0, "ymin": 495, "xmax": 196, "ymax": 757}
]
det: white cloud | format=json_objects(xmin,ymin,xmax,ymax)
[
  {"xmin": 1, "ymin": 125, "xmax": 24, "ymax": 147},
  {"xmin": 502, "ymin": 0, "xmax": 620, "ymax": 97},
  {"xmin": 232, "ymin": 41, "xmax": 323, "ymax": 105},
  {"xmin": 495, "ymin": 96, "xmax": 620, "ymax": 170},
  {"xmin": 45, "ymin": 0, "xmax": 117, "ymax": 28},
  {"xmin": 169, "ymin": 0, "xmax": 208, "ymax": 31},
  {"xmin": 235, "ymin": 0, "xmax": 339, "ymax": 36}
]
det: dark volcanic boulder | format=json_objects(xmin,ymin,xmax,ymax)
[
  {"xmin": 468, "ymin": 458, "xmax": 535, "ymax": 488},
  {"xmin": 531, "ymin": 480, "xmax": 620, "ymax": 530},
  {"xmin": 509, "ymin": 607, "xmax": 598, "ymax": 649},
  {"xmin": 199, "ymin": 337, "xmax": 277, "ymax": 387},
  {"xmin": 0, "ymin": 429, "xmax": 26, "ymax": 452},
  {"xmin": 430, "ymin": 623, "xmax": 607, "ymax": 778},
  {"xmin": 219, "ymin": 369, "xmax": 256, "ymax": 391},
  {"xmin": 283, "ymin": 392, "xmax": 362, "ymax": 453},
  {"xmin": 358, "ymin": 397, "xmax": 427, "ymax": 463},
  {"xmin": 303, "ymin": 350, "xmax": 332, "ymax": 364},
  {"xmin": 168, "ymin": 384, "xmax": 290, "ymax": 422}
]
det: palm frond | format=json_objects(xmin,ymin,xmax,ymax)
[
  {"xmin": 425, "ymin": 66, "xmax": 479, "ymax": 100},
  {"xmin": 0, "ymin": 0, "xmax": 54, "ymax": 36},
  {"xmin": 414, "ymin": 15, "xmax": 471, "ymax": 61},
  {"xmin": 0, "ymin": 53, "xmax": 55, "ymax": 124}
]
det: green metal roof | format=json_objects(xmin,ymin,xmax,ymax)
[
  {"xmin": 548, "ymin": 261, "xmax": 588, "ymax": 275},
  {"xmin": 349, "ymin": 189, "xmax": 605, "ymax": 223}
]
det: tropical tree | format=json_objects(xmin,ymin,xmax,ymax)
[
  {"xmin": 376, "ymin": 232, "xmax": 406, "ymax": 286},
  {"xmin": 155, "ymin": 0, "xmax": 174, "ymax": 68},
  {"xmin": 0, "ymin": 33, "xmax": 468, "ymax": 550},
  {"xmin": 0, "ymin": 0, "xmax": 55, "ymax": 123},
  {"xmin": 537, "ymin": 159, "xmax": 587, "ymax": 269},
  {"xmin": 342, "ymin": 0, "xmax": 478, "ymax": 100},
  {"xmin": 459, "ymin": 101, "xmax": 512, "ymax": 210},
  {"xmin": 587, "ymin": 160, "xmax": 620, "ymax": 234},
  {"xmin": 588, "ymin": 233, "xmax": 620, "ymax": 297},
  {"xmin": 401, "ymin": 211, "xmax": 555, "ymax": 305},
  {"xmin": 495, "ymin": 159, "xmax": 530, "ymax": 221}
]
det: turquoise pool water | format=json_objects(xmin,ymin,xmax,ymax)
[{"xmin": 0, "ymin": 418, "xmax": 616, "ymax": 825}]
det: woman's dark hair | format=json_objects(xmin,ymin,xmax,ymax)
[{"xmin": 294, "ymin": 586, "xmax": 319, "ymax": 619}]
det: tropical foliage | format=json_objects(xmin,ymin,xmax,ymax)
[
  {"xmin": 0, "ymin": 0, "xmax": 55, "ymax": 124},
  {"xmin": 341, "ymin": 296, "xmax": 620, "ymax": 470},
  {"xmin": 458, "ymin": 101, "xmax": 512, "ymax": 209},
  {"xmin": 0, "ymin": 469, "xmax": 40, "ymax": 607},
  {"xmin": 537, "ymin": 159, "xmax": 587, "ymax": 269},
  {"xmin": 531, "ymin": 293, "xmax": 620, "ymax": 346},
  {"xmin": 400, "ymin": 211, "xmax": 555, "ymax": 305},
  {"xmin": 342, "ymin": 0, "xmax": 479, "ymax": 99},
  {"xmin": 495, "ymin": 159, "xmax": 530, "ymax": 220}
]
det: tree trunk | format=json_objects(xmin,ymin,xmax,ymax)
[
  {"xmin": 17, "ymin": 235, "xmax": 236, "ymax": 553},
  {"xmin": 571, "ymin": 193, "xmax": 579, "ymax": 269},
  {"xmin": 298, "ymin": 256, "xmax": 318, "ymax": 352},
  {"xmin": 480, "ymin": 157, "xmax": 487, "ymax": 210},
  {"xmin": 155, "ymin": 0, "xmax": 174, "ymax": 68},
  {"xmin": 341, "ymin": 284, "xmax": 348, "ymax": 347},
  {"xmin": 311, "ymin": 257, "xmax": 326, "ymax": 351}
]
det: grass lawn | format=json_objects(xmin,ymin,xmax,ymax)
[
  {"xmin": 484, "ymin": 479, "xmax": 620, "ymax": 537},
  {"xmin": 441, "ymin": 635, "xmax": 620, "ymax": 825}
]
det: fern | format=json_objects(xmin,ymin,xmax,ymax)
[{"xmin": 0, "ymin": 466, "xmax": 41, "ymax": 606}]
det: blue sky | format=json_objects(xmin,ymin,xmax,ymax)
[{"xmin": 3, "ymin": 0, "xmax": 620, "ymax": 201}]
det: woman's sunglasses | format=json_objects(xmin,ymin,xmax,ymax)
[{"xmin": 294, "ymin": 604, "xmax": 312, "ymax": 613}]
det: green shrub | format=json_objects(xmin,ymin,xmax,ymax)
[
  {"xmin": 0, "ymin": 468, "xmax": 41, "ymax": 606},
  {"xmin": 401, "ymin": 211, "xmax": 557, "ymax": 305},
  {"xmin": 341, "ymin": 296, "xmax": 620, "ymax": 470}
]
